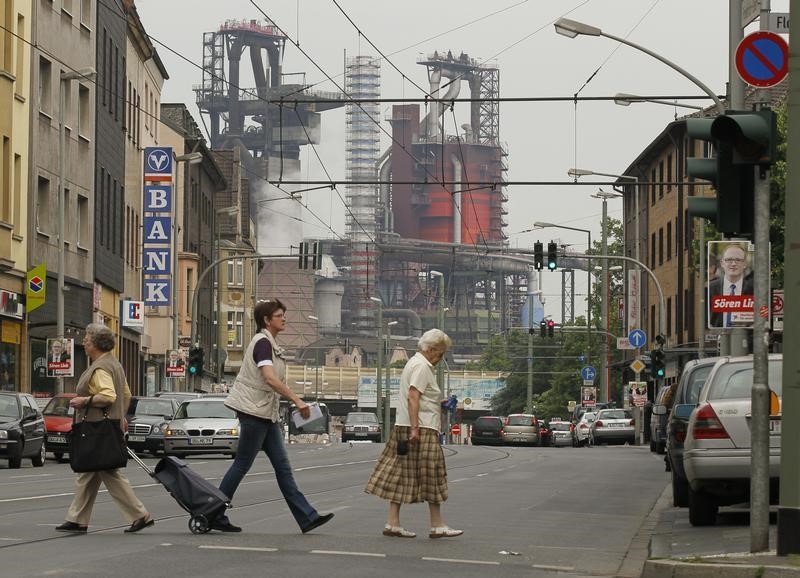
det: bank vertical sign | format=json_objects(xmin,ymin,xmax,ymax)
[{"xmin": 143, "ymin": 147, "xmax": 173, "ymax": 305}]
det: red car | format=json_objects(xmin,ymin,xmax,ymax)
[{"xmin": 43, "ymin": 393, "xmax": 76, "ymax": 462}]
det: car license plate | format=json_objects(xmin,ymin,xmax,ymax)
[
  {"xmin": 770, "ymin": 419, "xmax": 781, "ymax": 434},
  {"xmin": 189, "ymin": 437, "xmax": 213, "ymax": 445},
  {"xmin": 48, "ymin": 435, "xmax": 67, "ymax": 444},
  {"xmin": 128, "ymin": 435, "xmax": 146, "ymax": 442},
  {"xmin": 355, "ymin": 432, "xmax": 367, "ymax": 437}
]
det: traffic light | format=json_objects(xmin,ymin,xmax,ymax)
[
  {"xmin": 650, "ymin": 348, "xmax": 665, "ymax": 379},
  {"xmin": 298, "ymin": 241, "xmax": 309, "ymax": 269},
  {"xmin": 299, "ymin": 241, "xmax": 323, "ymax": 270},
  {"xmin": 686, "ymin": 110, "xmax": 775, "ymax": 237},
  {"xmin": 311, "ymin": 241, "xmax": 322, "ymax": 270},
  {"xmin": 547, "ymin": 319, "xmax": 555, "ymax": 338},
  {"xmin": 188, "ymin": 347, "xmax": 204, "ymax": 376},
  {"xmin": 539, "ymin": 320, "xmax": 547, "ymax": 338},
  {"xmin": 547, "ymin": 242, "xmax": 558, "ymax": 270},
  {"xmin": 533, "ymin": 241, "xmax": 544, "ymax": 271}
]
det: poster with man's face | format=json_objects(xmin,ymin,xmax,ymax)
[
  {"xmin": 581, "ymin": 386, "xmax": 596, "ymax": 407},
  {"xmin": 707, "ymin": 241, "xmax": 761, "ymax": 329},
  {"xmin": 46, "ymin": 338, "xmax": 74, "ymax": 377},
  {"xmin": 165, "ymin": 349, "xmax": 186, "ymax": 378}
]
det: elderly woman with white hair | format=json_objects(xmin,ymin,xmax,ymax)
[{"xmin": 365, "ymin": 328, "xmax": 462, "ymax": 539}]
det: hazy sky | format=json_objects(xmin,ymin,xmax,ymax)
[{"xmin": 135, "ymin": 0, "xmax": 788, "ymax": 322}]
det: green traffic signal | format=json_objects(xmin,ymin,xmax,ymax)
[{"xmin": 547, "ymin": 242, "xmax": 558, "ymax": 270}]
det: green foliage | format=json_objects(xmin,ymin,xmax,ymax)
[{"xmin": 770, "ymin": 102, "xmax": 787, "ymax": 285}]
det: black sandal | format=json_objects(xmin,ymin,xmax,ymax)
[{"xmin": 124, "ymin": 516, "xmax": 154, "ymax": 533}]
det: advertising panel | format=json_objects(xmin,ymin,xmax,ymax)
[
  {"xmin": 707, "ymin": 240, "xmax": 761, "ymax": 329},
  {"xmin": 46, "ymin": 338, "xmax": 74, "ymax": 377}
]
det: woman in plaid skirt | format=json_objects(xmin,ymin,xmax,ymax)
[{"xmin": 365, "ymin": 328, "xmax": 463, "ymax": 539}]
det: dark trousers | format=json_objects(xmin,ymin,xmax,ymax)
[{"xmin": 219, "ymin": 414, "xmax": 319, "ymax": 529}]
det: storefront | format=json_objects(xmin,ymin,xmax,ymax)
[{"xmin": 0, "ymin": 290, "xmax": 24, "ymax": 393}]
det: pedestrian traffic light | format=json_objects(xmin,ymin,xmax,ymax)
[
  {"xmin": 650, "ymin": 348, "xmax": 665, "ymax": 379},
  {"xmin": 539, "ymin": 320, "xmax": 547, "ymax": 338},
  {"xmin": 533, "ymin": 241, "xmax": 544, "ymax": 271},
  {"xmin": 547, "ymin": 242, "xmax": 558, "ymax": 270},
  {"xmin": 547, "ymin": 319, "xmax": 555, "ymax": 338},
  {"xmin": 188, "ymin": 347, "xmax": 204, "ymax": 376},
  {"xmin": 686, "ymin": 110, "xmax": 775, "ymax": 238}
]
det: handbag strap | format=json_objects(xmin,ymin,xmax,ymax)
[{"xmin": 72, "ymin": 395, "xmax": 110, "ymax": 422}]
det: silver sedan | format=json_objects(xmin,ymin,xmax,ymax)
[
  {"xmin": 589, "ymin": 409, "xmax": 635, "ymax": 445},
  {"xmin": 164, "ymin": 398, "xmax": 239, "ymax": 458}
]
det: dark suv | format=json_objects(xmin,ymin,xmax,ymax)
[
  {"xmin": 470, "ymin": 416, "xmax": 504, "ymax": 446},
  {"xmin": 664, "ymin": 357, "xmax": 718, "ymax": 507},
  {"xmin": 341, "ymin": 412, "xmax": 381, "ymax": 442}
]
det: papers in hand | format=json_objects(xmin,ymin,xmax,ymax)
[{"xmin": 291, "ymin": 402, "xmax": 323, "ymax": 428}]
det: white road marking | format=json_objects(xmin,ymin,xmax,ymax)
[
  {"xmin": 450, "ymin": 478, "xmax": 469, "ymax": 483},
  {"xmin": 476, "ymin": 473, "xmax": 488, "ymax": 477},
  {"xmin": 422, "ymin": 557, "xmax": 500, "ymax": 566},
  {"xmin": 7, "ymin": 473, "xmax": 55, "ymax": 479},
  {"xmin": 199, "ymin": 545, "xmax": 278, "ymax": 552},
  {"xmin": 0, "ymin": 537, "xmax": 20, "ymax": 541},
  {"xmin": 531, "ymin": 564, "xmax": 576, "ymax": 571},
  {"xmin": 0, "ymin": 482, "xmax": 161, "ymax": 503},
  {"xmin": 311, "ymin": 550, "xmax": 386, "ymax": 558}
]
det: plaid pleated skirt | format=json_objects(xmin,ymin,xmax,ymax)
[{"xmin": 365, "ymin": 426, "xmax": 448, "ymax": 504}]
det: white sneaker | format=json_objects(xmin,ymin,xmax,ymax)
[{"xmin": 429, "ymin": 526, "xmax": 463, "ymax": 539}]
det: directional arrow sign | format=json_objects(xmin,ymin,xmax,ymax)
[
  {"xmin": 628, "ymin": 329, "xmax": 647, "ymax": 349},
  {"xmin": 581, "ymin": 366, "xmax": 597, "ymax": 382}
]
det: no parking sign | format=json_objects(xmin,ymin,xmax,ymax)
[{"xmin": 735, "ymin": 31, "xmax": 789, "ymax": 88}]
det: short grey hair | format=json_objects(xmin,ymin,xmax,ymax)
[
  {"xmin": 418, "ymin": 328, "xmax": 452, "ymax": 352},
  {"xmin": 85, "ymin": 323, "xmax": 116, "ymax": 352}
]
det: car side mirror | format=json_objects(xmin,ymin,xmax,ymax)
[
  {"xmin": 652, "ymin": 405, "xmax": 667, "ymax": 416},
  {"xmin": 673, "ymin": 404, "xmax": 696, "ymax": 420}
]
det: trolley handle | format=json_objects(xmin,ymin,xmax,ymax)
[{"xmin": 126, "ymin": 447, "xmax": 155, "ymax": 476}]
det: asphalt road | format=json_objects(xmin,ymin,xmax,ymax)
[{"xmin": 0, "ymin": 442, "xmax": 669, "ymax": 577}]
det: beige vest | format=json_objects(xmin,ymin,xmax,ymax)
[
  {"xmin": 224, "ymin": 330, "xmax": 284, "ymax": 421},
  {"xmin": 75, "ymin": 352, "xmax": 127, "ymax": 427}
]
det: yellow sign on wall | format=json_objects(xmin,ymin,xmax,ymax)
[{"xmin": 26, "ymin": 263, "xmax": 46, "ymax": 312}]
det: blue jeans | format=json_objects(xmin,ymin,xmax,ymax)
[{"xmin": 219, "ymin": 414, "xmax": 319, "ymax": 529}]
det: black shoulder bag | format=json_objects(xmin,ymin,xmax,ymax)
[{"xmin": 69, "ymin": 396, "xmax": 128, "ymax": 473}]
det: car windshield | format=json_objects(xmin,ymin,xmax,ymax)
[
  {"xmin": 582, "ymin": 413, "xmax": 596, "ymax": 422},
  {"xmin": 134, "ymin": 400, "xmax": 174, "ymax": 417},
  {"xmin": 550, "ymin": 423, "xmax": 570, "ymax": 431},
  {"xmin": 685, "ymin": 365, "xmax": 714, "ymax": 404},
  {"xmin": 598, "ymin": 410, "xmax": 631, "ymax": 420},
  {"xmin": 507, "ymin": 415, "xmax": 534, "ymax": 426},
  {"xmin": 43, "ymin": 396, "xmax": 74, "ymax": 416},
  {"xmin": 347, "ymin": 413, "xmax": 378, "ymax": 424},
  {"xmin": 175, "ymin": 401, "xmax": 236, "ymax": 419},
  {"xmin": 0, "ymin": 396, "xmax": 19, "ymax": 418},
  {"xmin": 707, "ymin": 359, "xmax": 783, "ymax": 399}
]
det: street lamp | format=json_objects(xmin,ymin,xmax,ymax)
[
  {"xmin": 533, "ymin": 222, "xmax": 592, "ymax": 367},
  {"xmin": 554, "ymin": 18, "xmax": 725, "ymax": 115},
  {"xmin": 613, "ymin": 93, "xmax": 704, "ymax": 110},
  {"xmin": 591, "ymin": 190, "xmax": 622, "ymax": 403},
  {"xmin": 214, "ymin": 205, "xmax": 239, "ymax": 384},
  {"xmin": 430, "ymin": 270, "xmax": 446, "ymax": 396},
  {"xmin": 57, "ymin": 67, "xmax": 95, "ymax": 394},
  {"xmin": 385, "ymin": 320, "xmax": 398, "ymax": 437},
  {"xmin": 173, "ymin": 152, "xmax": 203, "ymax": 356},
  {"xmin": 569, "ymin": 167, "xmax": 641, "ymax": 334},
  {"xmin": 369, "ymin": 296, "xmax": 384, "ymax": 440}
]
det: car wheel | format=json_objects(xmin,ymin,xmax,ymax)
[
  {"xmin": 672, "ymin": 470, "xmax": 689, "ymax": 508},
  {"xmin": 8, "ymin": 456, "xmax": 21, "ymax": 469},
  {"xmin": 656, "ymin": 441, "xmax": 666, "ymax": 455},
  {"xmin": 32, "ymin": 443, "xmax": 46, "ymax": 467},
  {"xmin": 688, "ymin": 487, "xmax": 718, "ymax": 526}
]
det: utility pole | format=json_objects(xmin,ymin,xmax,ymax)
[
  {"xmin": 370, "ymin": 297, "xmax": 383, "ymax": 440},
  {"xmin": 527, "ymin": 267, "xmax": 535, "ymax": 413}
]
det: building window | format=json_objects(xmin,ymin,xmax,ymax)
[
  {"xmin": 14, "ymin": 14, "xmax": 24, "ymax": 96},
  {"xmin": 226, "ymin": 258, "xmax": 244, "ymax": 286},
  {"xmin": 78, "ymin": 84, "xmax": 90, "ymax": 136},
  {"xmin": 185, "ymin": 268, "xmax": 193, "ymax": 316},
  {"xmin": 684, "ymin": 288, "xmax": 690, "ymax": 330},
  {"xmin": 36, "ymin": 176, "xmax": 50, "ymax": 233},
  {"xmin": 675, "ymin": 217, "xmax": 680, "ymax": 257},
  {"xmin": 650, "ymin": 304, "xmax": 656, "ymax": 339},
  {"xmin": 77, "ymin": 195, "xmax": 88, "ymax": 248},
  {"xmin": 650, "ymin": 168, "xmax": 656, "ymax": 205},
  {"xmin": 685, "ymin": 209, "xmax": 691, "ymax": 246},
  {"xmin": 667, "ymin": 297, "xmax": 672, "ymax": 336},
  {"xmin": 0, "ymin": 137, "xmax": 8, "ymax": 223},
  {"xmin": 227, "ymin": 311, "xmax": 244, "ymax": 348},
  {"xmin": 13, "ymin": 153, "xmax": 21, "ymax": 232},
  {"xmin": 63, "ymin": 187, "xmax": 70, "ymax": 242},
  {"xmin": 651, "ymin": 232, "xmax": 656, "ymax": 269},
  {"xmin": 658, "ymin": 228, "xmax": 664, "ymax": 265},
  {"xmin": 80, "ymin": 0, "xmax": 91, "ymax": 28},
  {"xmin": 666, "ymin": 222, "xmax": 672, "ymax": 262},
  {"xmin": 658, "ymin": 160, "xmax": 664, "ymax": 198},
  {"xmin": 39, "ymin": 56, "xmax": 52, "ymax": 114},
  {"xmin": 666, "ymin": 153, "xmax": 673, "ymax": 192}
]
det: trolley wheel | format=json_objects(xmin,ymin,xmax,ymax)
[{"xmin": 188, "ymin": 515, "xmax": 210, "ymax": 534}]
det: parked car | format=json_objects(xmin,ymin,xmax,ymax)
[
  {"xmin": 589, "ymin": 409, "xmax": 635, "ymax": 445},
  {"xmin": 573, "ymin": 411, "xmax": 596, "ymax": 447},
  {"xmin": 42, "ymin": 393, "xmax": 76, "ymax": 462},
  {"xmin": 549, "ymin": 421, "xmax": 573, "ymax": 447},
  {"xmin": 502, "ymin": 414, "xmax": 539, "ymax": 446},
  {"xmin": 155, "ymin": 391, "xmax": 204, "ymax": 402},
  {"xmin": 470, "ymin": 416, "xmax": 505, "ymax": 446},
  {"xmin": 164, "ymin": 397, "xmax": 239, "ymax": 458},
  {"xmin": 571, "ymin": 402, "xmax": 611, "ymax": 425},
  {"xmin": 683, "ymin": 354, "xmax": 783, "ymax": 526},
  {"xmin": 341, "ymin": 412, "xmax": 381, "ymax": 443},
  {"xmin": 0, "ymin": 392, "xmax": 46, "ymax": 468},
  {"xmin": 126, "ymin": 396, "xmax": 180, "ymax": 455},
  {"xmin": 649, "ymin": 384, "xmax": 675, "ymax": 454},
  {"xmin": 664, "ymin": 357, "xmax": 718, "ymax": 507}
]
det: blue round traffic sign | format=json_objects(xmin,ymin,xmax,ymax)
[
  {"xmin": 581, "ymin": 366, "xmax": 596, "ymax": 382},
  {"xmin": 628, "ymin": 329, "xmax": 647, "ymax": 349},
  {"xmin": 735, "ymin": 31, "xmax": 788, "ymax": 88}
]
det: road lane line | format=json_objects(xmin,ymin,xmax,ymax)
[
  {"xmin": 531, "ymin": 564, "xmax": 576, "ymax": 572},
  {"xmin": 6, "ymin": 473, "xmax": 55, "ymax": 479},
  {"xmin": 199, "ymin": 545, "xmax": 278, "ymax": 552},
  {"xmin": 311, "ymin": 550, "xmax": 386, "ymax": 558},
  {"xmin": 0, "ymin": 482, "xmax": 161, "ymax": 503},
  {"xmin": 422, "ymin": 557, "xmax": 499, "ymax": 566}
]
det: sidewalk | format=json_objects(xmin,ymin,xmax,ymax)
[{"xmin": 642, "ymin": 490, "xmax": 800, "ymax": 578}]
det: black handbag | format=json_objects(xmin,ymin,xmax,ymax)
[{"xmin": 69, "ymin": 397, "xmax": 128, "ymax": 473}]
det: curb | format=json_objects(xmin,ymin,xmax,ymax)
[
  {"xmin": 617, "ymin": 482, "xmax": 673, "ymax": 577},
  {"xmin": 642, "ymin": 558, "xmax": 800, "ymax": 578}
]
